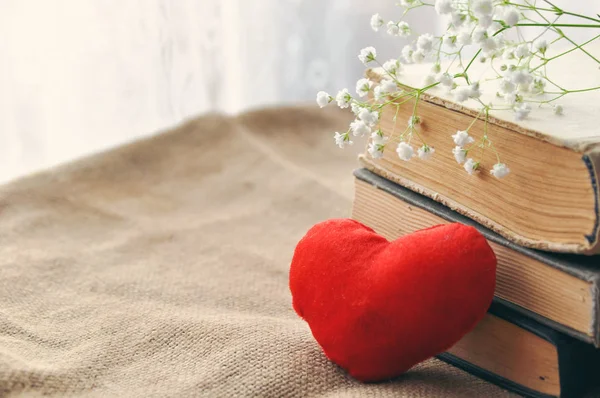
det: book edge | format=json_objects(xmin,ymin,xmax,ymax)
[
  {"xmin": 353, "ymin": 168, "xmax": 600, "ymax": 346},
  {"xmin": 366, "ymin": 68, "xmax": 600, "ymax": 153},
  {"xmin": 357, "ymin": 154, "xmax": 599, "ymax": 254}
]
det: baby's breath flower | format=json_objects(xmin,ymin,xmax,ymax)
[
  {"xmin": 380, "ymin": 79, "xmax": 399, "ymax": 95},
  {"xmin": 435, "ymin": 0, "xmax": 454, "ymax": 15},
  {"xmin": 355, "ymin": 78, "xmax": 373, "ymax": 97},
  {"xmin": 472, "ymin": 0, "xmax": 493, "ymax": 17},
  {"xmin": 469, "ymin": 82, "xmax": 482, "ymax": 99},
  {"xmin": 335, "ymin": 88, "xmax": 352, "ymax": 108},
  {"xmin": 514, "ymin": 103, "xmax": 531, "ymax": 121},
  {"xmin": 351, "ymin": 102, "xmax": 362, "ymax": 116},
  {"xmin": 514, "ymin": 44, "xmax": 530, "ymax": 58},
  {"xmin": 508, "ymin": 69, "xmax": 533, "ymax": 86},
  {"xmin": 334, "ymin": 132, "xmax": 353, "ymax": 148},
  {"xmin": 452, "ymin": 146, "xmax": 467, "ymax": 164},
  {"xmin": 478, "ymin": 15, "xmax": 493, "ymax": 29},
  {"xmin": 370, "ymin": 13, "xmax": 384, "ymax": 32},
  {"xmin": 553, "ymin": 104, "xmax": 564, "ymax": 115},
  {"xmin": 529, "ymin": 77, "xmax": 546, "ymax": 95},
  {"xmin": 431, "ymin": 63, "xmax": 441, "ymax": 74},
  {"xmin": 418, "ymin": 144, "xmax": 435, "ymax": 160},
  {"xmin": 472, "ymin": 27, "xmax": 487, "ymax": 44},
  {"xmin": 423, "ymin": 74, "xmax": 436, "ymax": 86},
  {"xmin": 416, "ymin": 33, "xmax": 435, "ymax": 52},
  {"xmin": 443, "ymin": 34, "xmax": 458, "ymax": 49},
  {"xmin": 387, "ymin": 21, "xmax": 411, "ymax": 37},
  {"xmin": 383, "ymin": 59, "xmax": 402, "ymax": 77},
  {"xmin": 358, "ymin": 108, "xmax": 379, "ymax": 127},
  {"xmin": 533, "ymin": 39, "xmax": 548, "ymax": 54},
  {"xmin": 350, "ymin": 119, "xmax": 371, "ymax": 137},
  {"xmin": 499, "ymin": 79, "xmax": 516, "ymax": 94},
  {"xmin": 463, "ymin": 158, "xmax": 479, "ymax": 175},
  {"xmin": 451, "ymin": 11, "xmax": 466, "ymax": 28},
  {"xmin": 490, "ymin": 163, "xmax": 510, "ymax": 178},
  {"xmin": 502, "ymin": 7, "xmax": 520, "ymax": 27},
  {"xmin": 453, "ymin": 86, "xmax": 472, "ymax": 102},
  {"xmin": 316, "ymin": 91, "xmax": 332, "ymax": 108},
  {"xmin": 456, "ymin": 31, "xmax": 472, "ymax": 46},
  {"xmin": 368, "ymin": 142, "xmax": 385, "ymax": 159},
  {"xmin": 504, "ymin": 92, "xmax": 518, "ymax": 105},
  {"xmin": 438, "ymin": 73, "xmax": 454, "ymax": 88},
  {"xmin": 408, "ymin": 115, "xmax": 421, "ymax": 128},
  {"xmin": 399, "ymin": 0, "xmax": 416, "ymax": 6},
  {"xmin": 401, "ymin": 45, "xmax": 414, "ymax": 63},
  {"xmin": 452, "ymin": 130, "xmax": 475, "ymax": 146},
  {"xmin": 358, "ymin": 47, "xmax": 377, "ymax": 65},
  {"xmin": 371, "ymin": 130, "xmax": 388, "ymax": 145},
  {"xmin": 411, "ymin": 49, "xmax": 426, "ymax": 63},
  {"xmin": 396, "ymin": 142, "xmax": 415, "ymax": 161}
]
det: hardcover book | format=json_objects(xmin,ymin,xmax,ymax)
[
  {"xmin": 361, "ymin": 45, "xmax": 600, "ymax": 254},
  {"xmin": 352, "ymin": 168, "xmax": 600, "ymax": 347}
]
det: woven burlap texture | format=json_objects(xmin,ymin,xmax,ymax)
[{"xmin": 0, "ymin": 106, "xmax": 516, "ymax": 397}]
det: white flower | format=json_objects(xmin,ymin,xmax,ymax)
[
  {"xmin": 371, "ymin": 131, "xmax": 388, "ymax": 145},
  {"xmin": 358, "ymin": 108, "xmax": 379, "ymax": 127},
  {"xmin": 396, "ymin": 142, "xmax": 414, "ymax": 161},
  {"xmin": 358, "ymin": 47, "xmax": 377, "ymax": 65},
  {"xmin": 472, "ymin": 27, "xmax": 487, "ymax": 44},
  {"xmin": 464, "ymin": 158, "xmax": 479, "ymax": 175},
  {"xmin": 490, "ymin": 163, "xmax": 510, "ymax": 178},
  {"xmin": 514, "ymin": 44, "xmax": 530, "ymax": 58},
  {"xmin": 456, "ymin": 31, "xmax": 472, "ymax": 46},
  {"xmin": 387, "ymin": 21, "xmax": 410, "ymax": 37},
  {"xmin": 373, "ymin": 86, "xmax": 384, "ymax": 101},
  {"xmin": 452, "ymin": 146, "xmax": 467, "ymax": 164},
  {"xmin": 351, "ymin": 102, "xmax": 362, "ymax": 116},
  {"xmin": 408, "ymin": 115, "xmax": 421, "ymax": 128},
  {"xmin": 411, "ymin": 49, "xmax": 426, "ymax": 63},
  {"xmin": 316, "ymin": 91, "xmax": 332, "ymax": 108},
  {"xmin": 423, "ymin": 74, "xmax": 436, "ymax": 86},
  {"xmin": 452, "ymin": 130, "xmax": 475, "ymax": 146},
  {"xmin": 480, "ymin": 37, "xmax": 498, "ymax": 54},
  {"xmin": 508, "ymin": 69, "xmax": 533, "ymax": 86},
  {"xmin": 439, "ymin": 73, "xmax": 454, "ymax": 88},
  {"xmin": 451, "ymin": 11, "xmax": 466, "ymax": 28},
  {"xmin": 355, "ymin": 78, "xmax": 373, "ymax": 97},
  {"xmin": 469, "ymin": 82, "xmax": 482, "ymax": 99},
  {"xmin": 443, "ymin": 34, "xmax": 457, "ymax": 49},
  {"xmin": 383, "ymin": 59, "xmax": 402, "ymax": 77},
  {"xmin": 478, "ymin": 15, "xmax": 493, "ymax": 29},
  {"xmin": 553, "ymin": 104, "xmax": 564, "ymax": 115},
  {"xmin": 529, "ymin": 77, "xmax": 546, "ymax": 95},
  {"xmin": 379, "ymin": 79, "xmax": 399, "ymax": 95},
  {"xmin": 350, "ymin": 119, "xmax": 371, "ymax": 137},
  {"xmin": 435, "ymin": 0, "xmax": 454, "ymax": 15},
  {"xmin": 370, "ymin": 13, "xmax": 384, "ymax": 31},
  {"xmin": 453, "ymin": 86, "xmax": 471, "ymax": 102},
  {"xmin": 514, "ymin": 103, "xmax": 531, "ymax": 121},
  {"xmin": 488, "ymin": 21, "xmax": 503, "ymax": 35},
  {"xmin": 400, "ymin": 0, "xmax": 416, "ymax": 6},
  {"xmin": 368, "ymin": 142, "xmax": 385, "ymax": 159},
  {"xmin": 416, "ymin": 33, "xmax": 435, "ymax": 52},
  {"xmin": 334, "ymin": 132, "xmax": 352, "ymax": 148},
  {"xmin": 534, "ymin": 39, "xmax": 548, "ymax": 54},
  {"xmin": 504, "ymin": 92, "xmax": 518, "ymax": 105},
  {"xmin": 503, "ymin": 7, "xmax": 520, "ymax": 27},
  {"xmin": 418, "ymin": 145, "xmax": 435, "ymax": 160},
  {"xmin": 335, "ymin": 88, "xmax": 351, "ymax": 108},
  {"xmin": 473, "ymin": 0, "xmax": 493, "ymax": 17},
  {"xmin": 431, "ymin": 63, "xmax": 441, "ymax": 74},
  {"xmin": 402, "ymin": 45, "xmax": 414, "ymax": 63},
  {"xmin": 499, "ymin": 78, "xmax": 516, "ymax": 94}
]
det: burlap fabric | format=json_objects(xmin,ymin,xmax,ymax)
[{"xmin": 0, "ymin": 106, "xmax": 517, "ymax": 397}]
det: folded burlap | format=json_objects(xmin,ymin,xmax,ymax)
[{"xmin": 0, "ymin": 106, "xmax": 517, "ymax": 397}]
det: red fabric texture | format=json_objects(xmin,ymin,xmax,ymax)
[{"xmin": 289, "ymin": 219, "xmax": 497, "ymax": 382}]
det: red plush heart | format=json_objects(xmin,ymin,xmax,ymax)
[{"xmin": 289, "ymin": 219, "xmax": 496, "ymax": 382}]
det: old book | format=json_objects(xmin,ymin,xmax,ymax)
[
  {"xmin": 352, "ymin": 168, "xmax": 600, "ymax": 347},
  {"xmin": 360, "ymin": 46, "xmax": 600, "ymax": 254},
  {"xmin": 439, "ymin": 300, "xmax": 600, "ymax": 398}
]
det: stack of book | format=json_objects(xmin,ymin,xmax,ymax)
[{"xmin": 350, "ymin": 51, "xmax": 600, "ymax": 398}]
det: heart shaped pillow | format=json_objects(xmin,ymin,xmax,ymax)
[{"xmin": 289, "ymin": 219, "xmax": 496, "ymax": 382}]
